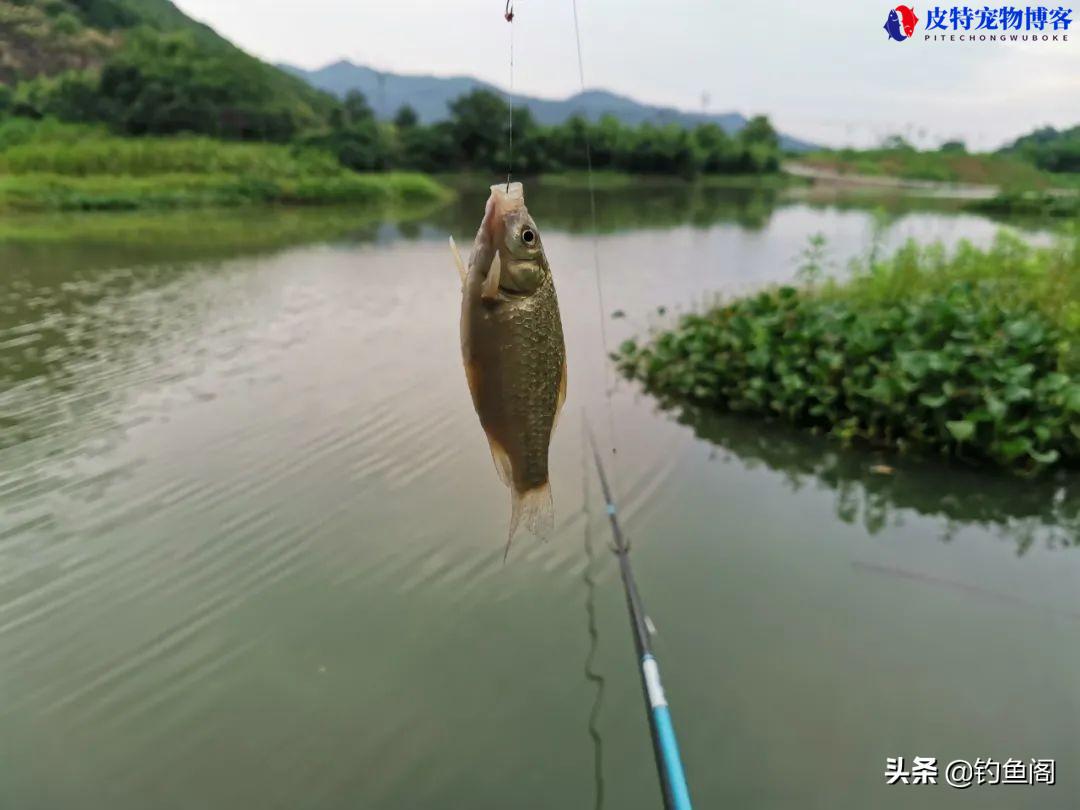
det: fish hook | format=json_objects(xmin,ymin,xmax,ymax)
[{"xmin": 504, "ymin": 0, "xmax": 514, "ymax": 22}]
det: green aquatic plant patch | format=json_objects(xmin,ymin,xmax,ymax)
[{"xmin": 616, "ymin": 234, "xmax": 1080, "ymax": 473}]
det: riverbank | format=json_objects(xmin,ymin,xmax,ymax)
[
  {"xmin": 0, "ymin": 121, "xmax": 451, "ymax": 212},
  {"xmin": 0, "ymin": 170, "xmax": 451, "ymax": 212},
  {"xmin": 5, "ymin": 120, "xmax": 1072, "ymax": 214},
  {"xmin": 616, "ymin": 231, "xmax": 1079, "ymax": 473},
  {"xmin": 793, "ymin": 148, "xmax": 1072, "ymax": 190},
  {"xmin": 0, "ymin": 151, "xmax": 791, "ymax": 214},
  {"xmin": 787, "ymin": 160, "xmax": 1080, "ymax": 216}
]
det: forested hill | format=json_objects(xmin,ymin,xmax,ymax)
[
  {"xmin": 0, "ymin": 0, "xmax": 339, "ymax": 139},
  {"xmin": 281, "ymin": 59, "xmax": 819, "ymax": 152}
]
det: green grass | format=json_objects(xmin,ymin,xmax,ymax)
[
  {"xmin": 0, "ymin": 120, "xmax": 452, "ymax": 211},
  {"xmin": 798, "ymin": 147, "xmax": 1066, "ymax": 190},
  {"xmin": 0, "ymin": 134, "xmax": 344, "ymax": 177},
  {"xmin": 616, "ymin": 231, "xmax": 1080, "ymax": 473},
  {"xmin": 820, "ymin": 231, "xmax": 1080, "ymax": 341},
  {"xmin": 0, "ymin": 170, "xmax": 451, "ymax": 211}
]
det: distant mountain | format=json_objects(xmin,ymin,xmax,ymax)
[{"xmin": 280, "ymin": 60, "xmax": 817, "ymax": 152}]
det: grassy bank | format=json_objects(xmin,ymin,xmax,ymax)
[
  {"xmin": 797, "ymin": 147, "xmax": 1069, "ymax": 189},
  {"xmin": 616, "ymin": 232, "xmax": 1079, "ymax": 473},
  {"xmin": 0, "ymin": 120, "xmax": 452, "ymax": 211},
  {"xmin": 0, "ymin": 170, "xmax": 450, "ymax": 211}
]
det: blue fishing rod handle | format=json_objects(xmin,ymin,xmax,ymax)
[{"xmin": 642, "ymin": 655, "xmax": 693, "ymax": 810}]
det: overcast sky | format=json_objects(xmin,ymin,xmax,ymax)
[{"xmin": 172, "ymin": 0, "xmax": 1079, "ymax": 149}]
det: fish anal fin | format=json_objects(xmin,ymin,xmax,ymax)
[
  {"xmin": 505, "ymin": 482, "xmax": 554, "ymax": 560},
  {"xmin": 486, "ymin": 433, "xmax": 512, "ymax": 487},
  {"xmin": 449, "ymin": 236, "xmax": 467, "ymax": 286},
  {"xmin": 481, "ymin": 252, "xmax": 502, "ymax": 300}
]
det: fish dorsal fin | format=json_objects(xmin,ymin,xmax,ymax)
[{"xmin": 481, "ymin": 252, "xmax": 502, "ymax": 300}]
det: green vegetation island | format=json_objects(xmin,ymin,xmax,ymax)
[{"xmin": 617, "ymin": 232, "xmax": 1080, "ymax": 474}]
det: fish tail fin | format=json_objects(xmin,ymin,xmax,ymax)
[{"xmin": 504, "ymin": 481, "xmax": 554, "ymax": 561}]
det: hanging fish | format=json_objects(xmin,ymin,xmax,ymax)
[{"xmin": 450, "ymin": 182, "xmax": 567, "ymax": 556}]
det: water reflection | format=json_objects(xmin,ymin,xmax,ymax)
[
  {"xmin": 435, "ymin": 183, "xmax": 783, "ymax": 233},
  {"xmin": 0, "ymin": 205, "xmax": 438, "ymax": 272},
  {"xmin": 660, "ymin": 399, "xmax": 1079, "ymax": 554},
  {"xmin": 581, "ymin": 441, "xmax": 606, "ymax": 810},
  {"xmin": 0, "ymin": 182, "xmax": 1042, "ymax": 274}
]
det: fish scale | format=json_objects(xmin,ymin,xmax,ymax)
[{"xmin": 495, "ymin": 276, "xmax": 564, "ymax": 490}]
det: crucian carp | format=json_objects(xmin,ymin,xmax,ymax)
[{"xmin": 450, "ymin": 182, "xmax": 567, "ymax": 557}]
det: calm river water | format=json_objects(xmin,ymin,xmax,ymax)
[{"xmin": 1, "ymin": 186, "xmax": 1076, "ymax": 809}]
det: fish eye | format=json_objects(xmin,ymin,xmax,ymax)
[{"xmin": 521, "ymin": 228, "xmax": 536, "ymax": 245}]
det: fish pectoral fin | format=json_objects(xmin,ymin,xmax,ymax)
[
  {"xmin": 505, "ymin": 482, "xmax": 554, "ymax": 560},
  {"xmin": 481, "ymin": 252, "xmax": 501, "ymax": 300},
  {"xmin": 485, "ymin": 433, "xmax": 513, "ymax": 488},
  {"xmin": 449, "ymin": 236, "xmax": 466, "ymax": 286}
]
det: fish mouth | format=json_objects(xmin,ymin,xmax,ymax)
[
  {"xmin": 492, "ymin": 182, "xmax": 525, "ymax": 206},
  {"xmin": 484, "ymin": 183, "xmax": 525, "ymax": 242}
]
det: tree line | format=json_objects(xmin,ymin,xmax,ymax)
[
  {"xmin": 1001, "ymin": 125, "xmax": 1080, "ymax": 174},
  {"xmin": 0, "ymin": 26, "xmax": 782, "ymax": 177},
  {"xmin": 302, "ymin": 90, "xmax": 782, "ymax": 177}
]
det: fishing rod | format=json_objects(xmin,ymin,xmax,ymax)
[{"xmin": 585, "ymin": 421, "xmax": 693, "ymax": 810}]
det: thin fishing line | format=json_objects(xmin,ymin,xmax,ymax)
[
  {"xmin": 505, "ymin": 0, "xmax": 515, "ymax": 190},
  {"xmin": 571, "ymin": 0, "xmax": 620, "ymax": 482},
  {"xmin": 580, "ymin": 408, "xmax": 607, "ymax": 810},
  {"xmin": 569, "ymin": 9, "xmax": 691, "ymax": 805}
]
